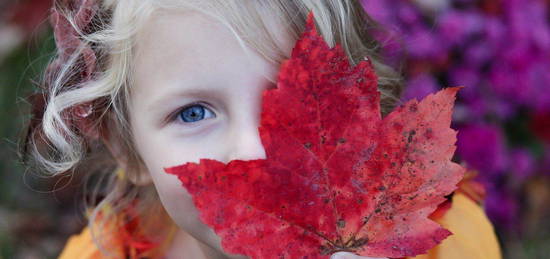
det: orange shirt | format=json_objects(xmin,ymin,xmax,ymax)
[{"xmin": 57, "ymin": 190, "xmax": 502, "ymax": 259}]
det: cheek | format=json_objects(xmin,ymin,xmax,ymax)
[
  {"xmin": 134, "ymin": 138, "xmax": 200, "ymax": 226},
  {"xmin": 151, "ymin": 165, "xmax": 201, "ymax": 234},
  {"xmin": 130, "ymin": 122, "xmax": 229, "ymax": 246},
  {"xmin": 141, "ymin": 146, "xmax": 226, "ymax": 249}
]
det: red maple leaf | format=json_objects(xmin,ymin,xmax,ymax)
[{"xmin": 165, "ymin": 11, "xmax": 465, "ymax": 259}]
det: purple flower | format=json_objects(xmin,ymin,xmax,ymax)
[
  {"xmin": 359, "ymin": 0, "xmax": 550, "ymax": 233},
  {"xmin": 449, "ymin": 67, "xmax": 481, "ymax": 98},
  {"xmin": 488, "ymin": 61, "xmax": 527, "ymax": 107},
  {"xmin": 397, "ymin": 3, "xmax": 421, "ymax": 26},
  {"xmin": 489, "ymin": 52, "xmax": 550, "ymax": 111},
  {"xmin": 461, "ymin": 95, "xmax": 487, "ymax": 123},
  {"xmin": 463, "ymin": 41, "xmax": 493, "ymax": 68},
  {"xmin": 360, "ymin": 0, "xmax": 394, "ymax": 27},
  {"xmin": 457, "ymin": 124, "xmax": 508, "ymax": 176},
  {"xmin": 484, "ymin": 17, "xmax": 506, "ymax": 47},
  {"xmin": 372, "ymin": 29, "xmax": 405, "ymax": 67},
  {"xmin": 405, "ymin": 25, "xmax": 446, "ymax": 59},
  {"xmin": 509, "ymin": 148, "xmax": 536, "ymax": 180},
  {"xmin": 437, "ymin": 10, "xmax": 484, "ymax": 48},
  {"xmin": 532, "ymin": 23, "xmax": 550, "ymax": 51},
  {"xmin": 526, "ymin": 61, "xmax": 550, "ymax": 111},
  {"xmin": 401, "ymin": 73, "xmax": 439, "ymax": 102},
  {"xmin": 484, "ymin": 188, "xmax": 520, "ymax": 230},
  {"xmin": 488, "ymin": 98, "xmax": 516, "ymax": 121}
]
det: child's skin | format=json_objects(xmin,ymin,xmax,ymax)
[{"xmin": 119, "ymin": 9, "xmax": 385, "ymax": 259}]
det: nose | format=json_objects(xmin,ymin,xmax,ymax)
[{"xmin": 224, "ymin": 118, "xmax": 267, "ymax": 162}]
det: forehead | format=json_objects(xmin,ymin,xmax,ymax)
[
  {"xmin": 135, "ymin": 10, "xmax": 249, "ymax": 67},
  {"xmin": 131, "ymin": 9, "xmax": 279, "ymax": 101}
]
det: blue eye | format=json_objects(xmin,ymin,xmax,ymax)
[{"xmin": 178, "ymin": 104, "xmax": 215, "ymax": 123}]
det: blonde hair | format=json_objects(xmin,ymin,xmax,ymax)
[{"xmin": 21, "ymin": 0, "xmax": 403, "ymax": 255}]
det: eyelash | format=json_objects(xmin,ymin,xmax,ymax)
[{"xmin": 170, "ymin": 102, "xmax": 216, "ymax": 124}]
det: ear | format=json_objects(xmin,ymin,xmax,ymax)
[{"xmin": 100, "ymin": 114, "xmax": 153, "ymax": 186}]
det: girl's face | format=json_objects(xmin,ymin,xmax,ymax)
[{"xmin": 129, "ymin": 9, "xmax": 291, "ymax": 257}]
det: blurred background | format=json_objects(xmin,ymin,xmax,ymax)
[
  {"xmin": 0, "ymin": 0, "xmax": 549, "ymax": 258},
  {"xmin": 1, "ymin": 0, "xmax": 94, "ymax": 259}
]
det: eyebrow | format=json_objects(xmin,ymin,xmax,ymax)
[
  {"xmin": 147, "ymin": 86, "xmax": 227, "ymax": 112},
  {"xmin": 146, "ymin": 78, "xmax": 278, "ymax": 115}
]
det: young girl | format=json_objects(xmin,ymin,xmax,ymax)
[{"xmin": 21, "ymin": 0, "xmax": 502, "ymax": 258}]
